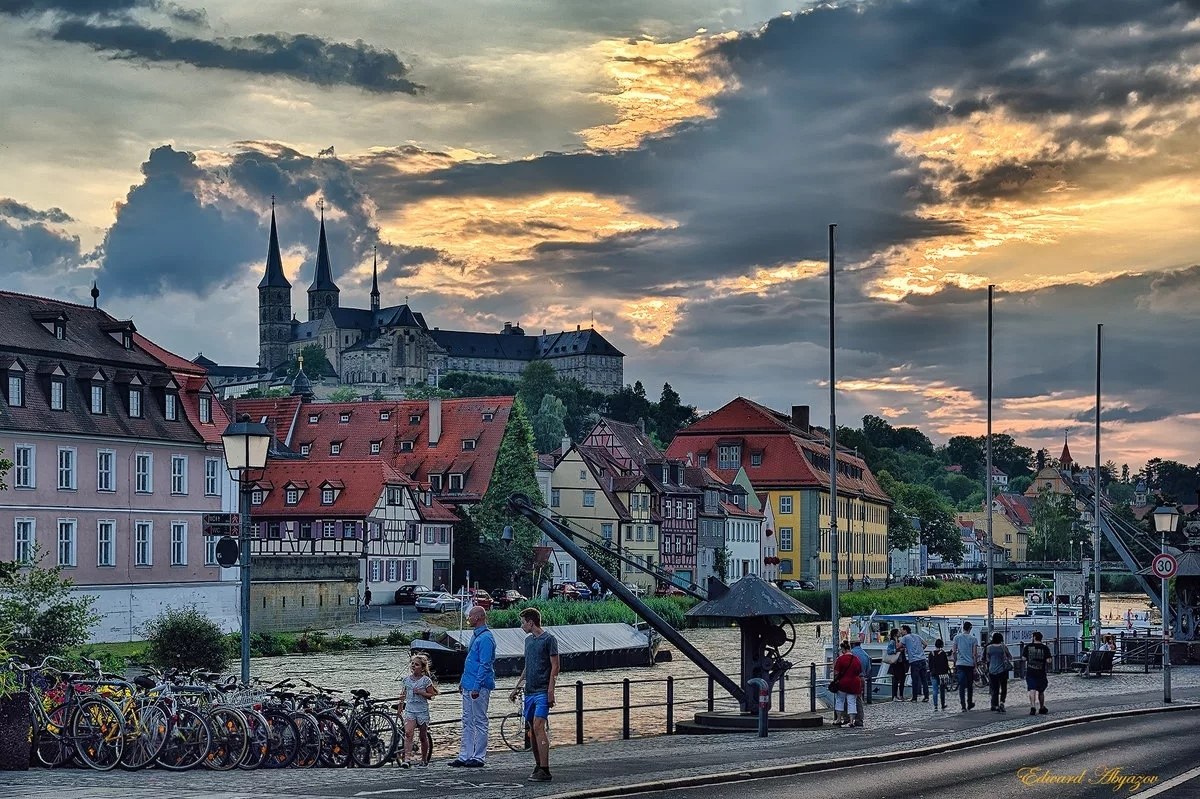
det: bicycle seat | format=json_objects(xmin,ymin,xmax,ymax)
[
  {"xmin": 351, "ymin": 689, "xmax": 371, "ymax": 699},
  {"xmin": 59, "ymin": 672, "xmax": 85, "ymax": 682},
  {"xmin": 134, "ymin": 675, "xmax": 157, "ymax": 690}
]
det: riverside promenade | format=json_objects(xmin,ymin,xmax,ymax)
[{"xmin": 3, "ymin": 670, "xmax": 1198, "ymax": 799}]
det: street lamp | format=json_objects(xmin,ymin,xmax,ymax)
[
  {"xmin": 1151, "ymin": 504, "xmax": 1179, "ymax": 703},
  {"xmin": 221, "ymin": 414, "xmax": 272, "ymax": 686}
]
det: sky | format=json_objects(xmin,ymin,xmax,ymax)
[{"xmin": 2, "ymin": 0, "xmax": 1199, "ymax": 472}]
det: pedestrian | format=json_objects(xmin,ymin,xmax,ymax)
[
  {"xmin": 831, "ymin": 640, "xmax": 862, "ymax": 727},
  {"xmin": 1099, "ymin": 634, "xmax": 1116, "ymax": 652},
  {"xmin": 1023, "ymin": 631, "xmax": 1052, "ymax": 716},
  {"xmin": 885, "ymin": 628, "xmax": 908, "ymax": 701},
  {"xmin": 363, "ymin": 587, "xmax": 373, "ymax": 609},
  {"xmin": 929, "ymin": 638, "xmax": 950, "ymax": 711},
  {"xmin": 900, "ymin": 624, "xmax": 929, "ymax": 703},
  {"xmin": 397, "ymin": 654, "xmax": 437, "ymax": 767},
  {"xmin": 449, "ymin": 606, "xmax": 495, "ymax": 767},
  {"xmin": 815, "ymin": 625, "xmax": 822, "ymax": 640},
  {"xmin": 509, "ymin": 608, "xmax": 560, "ymax": 782},
  {"xmin": 952, "ymin": 621, "xmax": 979, "ymax": 711},
  {"xmin": 986, "ymin": 631, "xmax": 1011, "ymax": 712},
  {"xmin": 591, "ymin": 579, "xmax": 601, "ymax": 600},
  {"xmin": 439, "ymin": 582, "xmax": 447, "ymax": 592},
  {"xmin": 850, "ymin": 635, "xmax": 871, "ymax": 727}
]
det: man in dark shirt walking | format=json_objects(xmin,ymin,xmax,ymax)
[{"xmin": 510, "ymin": 608, "xmax": 560, "ymax": 782}]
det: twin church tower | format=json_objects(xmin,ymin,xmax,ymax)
[{"xmin": 254, "ymin": 207, "xmax": 625, "ymax": 394}]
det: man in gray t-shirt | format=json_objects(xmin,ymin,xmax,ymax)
[
  {"xmin": 510, "ymin": 608, "xmax": 560, "ymax": 782},
  {"xmin": 951, "ymin": 621, "xmax": 980, "ymax": 711}
]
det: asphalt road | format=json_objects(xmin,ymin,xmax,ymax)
[{"xmin": 630, "ymin": 713, "xmax": 1200, "ymax": 799}]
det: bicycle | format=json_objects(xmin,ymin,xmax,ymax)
[
  {"xmin": 15, "ymin": 657, "xmax": 127, "ymax": 770},
  {"xmin": 500, "ymin": 689, "xmax": 550, "ymax": 753}
]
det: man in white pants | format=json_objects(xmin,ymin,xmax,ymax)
[{"xmin": 450, "ymin": 606, "xmax": 495, "ymax": 767}]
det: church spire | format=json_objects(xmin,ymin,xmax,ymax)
[
  {"xmin": 306, "ymin": 201, "xmax": 340, "ymax": 321},
  {"xmin": 1060, "ymin": 430, "xmax": 1073, "ymax": 470},
  {"xmin": 258, "ymin": 201, "xmax": 291, "ymax": 289},
  {"xmin": 370, "ymin": 245, "xmax": 380, "ymax": 313}
]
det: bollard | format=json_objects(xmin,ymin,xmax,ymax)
[
  {"xmin": 746, "ymin": 678, "xmax": 769, "ymax": 738},
  {"xmin": 666, "ymin": 676, "xmax": 674, "ymax": 735},
  {"xmin": 707, "ymin": 676, "xmax": 714, "ymax": 712},
  {"xmin": 777, "ymin": 672, "xmax": 786, "ymax": 713},
  {"xmin": 866, "ymin": 671, "xmax": 872, "ymax": 704},
  {"xmin": 809, "ymin": 662, "xmax": 817, "ymax": 713},
  {"xmin": 622, "ymin": 678, "xmax": 631, "ymax": 739},
  {"xmin": 575, "ymin": 680, "xmax": 584, "ymax": 745}
]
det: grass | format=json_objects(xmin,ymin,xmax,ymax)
[{"xmin": 487, "ymin": 597, "xmax": 694, "ymax": 629}]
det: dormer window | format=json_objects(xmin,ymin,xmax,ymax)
[
  {"xmin": 49, "ymin": 378, "xmax": 64, "ymax": 410},
  {"xmin": 339, "ymin": 412, "xmax": 351, "ymax": 423},
  {"xmin": 285, "ymin": 488, "xmax": 300, "ymax": 505},
  {"xmin": 300, "ymin": 443, "xmax": 311, "ymax": 456},
  {"xmin": 409, "ymin": 414, "xmax": 421, "ymax": 424},
  {"xmin": 380, "ymin": 411, "xmax": 390, "ymax": 421},
  {"xmin": 449, "ymin": 473, "xmax": 464, "ymax": 491},
  {"xmin": 462, "ymin": 438, "xmax": 477, "ymax": 451},
  {"xmin": 321, "ymin": 488, "xmax": 335, "ymax": 504},
  {"xmin": 164, "ymin": 392, "xmax": 177, "ymax": 421},
  {"xmin": 330, "ymin": 442, "xmax": 342, "ymax": 456},
  {"xmin": 309, "ymin": 414, "xmax": 320, "ymax": 424},
  {"xmin": 128, "ymin": 388, "xmax": 142, "ymax": 418},
  {"xmin": 90, "ymin": 384, "xmax": 105, "ymax": 415},
  {"xmin": 400, "ymin": 440, "xmax": 414, "ymax": 452},
  {"xmin": 198, "ymin": 394, "xmax": 212, "ymax": 424},
  {"xmin": 429, "ymin": 474, "xmax": 442, "ymax": 492},
  {"xmin": 123, "ymin": 332, "xmax": 132, "ymax": 350},
  {"xmin": 482, "ymin": 411, "xmax": 494, "ymax": 422},
  {"xmin": 370, "ymin": 441, "xmax": 382, "ymax": 455},
  {"xmin": 6, "ymin": 372, "xmax": 24, "ymax": 407},
  {"xmin": 251, "ymin": 490, "xmax": 264, "ymax": 505}
]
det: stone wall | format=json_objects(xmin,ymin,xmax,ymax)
[{"xmin": 249, "ymin": 554, "xmax": 360, "ymax": 632}]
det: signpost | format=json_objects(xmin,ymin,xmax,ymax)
[
  {"xmin": 1151, "ymin": 553, "xmax": 1178, "ymax": 580},
  {"xmin": 202, "ymin": 513, "xmax": 240, "ymax": 536},
  {"xmin": 1151, "ymin": 552, "xmax": 1176, "ymax": 703}
]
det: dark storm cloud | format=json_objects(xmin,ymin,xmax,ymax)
[
  {"xmin": 1072, "ymin": 405, "xmax": 1174, "ymax": 425},
  {"xmin": 0, "ymin": 218, "xmax": 82, "ymax": 276},
  {"xmin": 51, "ymin": 22, "xmax": 423, "ymax": 94},
  {"xmin": 0, "ymin": 198, "xmax": 73, "ymax": 224},
  {"xmin": 0, "ymin": 0, "xmax": 144, "ymax": 16}
]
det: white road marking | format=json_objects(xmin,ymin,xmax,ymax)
[
  {"xmin": 353, "ymin": 789, "xmax": 416, "ymax": 796},
  {"xmin": 1131, "ymin": 764, "xmax": 1200, "ymax": 797}
]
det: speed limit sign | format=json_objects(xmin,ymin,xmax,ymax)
[{"xmin": 1151, "ymin": 553, "xmax": 1178, "ymax": 579}]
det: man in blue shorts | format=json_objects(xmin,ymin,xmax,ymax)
[{"xmin": 509, "ymin": 607, "xmax": 560, "ymax": 782}]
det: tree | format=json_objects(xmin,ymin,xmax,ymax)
[
  {"xmin": 328, "ymin": 386, "xmax": 359, "ymax": 402},
  {"xmin": 440, "ymin": 372, "xmax": 520, "ymax": 398},
  {"xmin": 605, "ymin": 382, "xmax": 653, "ymax": 429},
  {"xmin": 284, "ymin": 343, "xmax": 332, "ymax": 377},
  {"xmin": 1031, "ymin": 490, "xmax": 1076, "ymax": 560},
  {"xmin": 0, "ymin": 446, "xmax": 10, "ymax": 491},
  {"xmin": 893, "ymin": 483, "xmax": 964, "ymax": 564},
  {"xmin": 942, "ymin": 436, "xmax": 984, "ymax": 481},
  {"xmin": 713, "ymin": 546, "xmax": 731, "ymax": 582},
  {"xmin": 516, "ymin": 362, "xmax": 558, "ymax": 423},
  {"xmin": 653, "ymin": 383, "xmax": 697, "ymax": 443},
  {"xmin": 1009, "ymin": 475, "xmax": 1033, "ymax": 495},
  {"xmin": 531, "ymin": 394, "xmax": 568, "ymax": 454},
  {"xmin": 0, "ymin": 548, "xmax": 99, "ymax": 662},
  {"xmin": 403, "ymin": 383, "xmax": 454, "ymax": 400},
  {"xmin": 242, "ymin": 387, "xmax": 290, "ymax": 399},
  {"xmin": 461, "ymin": 398, "xmax": 545, "ymax": 591}
]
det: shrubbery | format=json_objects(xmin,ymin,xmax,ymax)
[
  {"xmin": 143, "ymin": 606, "xmax": 231, "ymax": 671},
  {"xmin": 786, "ymin": 581, "xmax": 1022, "ymax": 617},
  {"xmin": 487, "ymin": 597, "xmax": 693, "ymax": 629},
  {"xmin": 0, "ymin": 551, "xmax": 98, "ymax": 663}
]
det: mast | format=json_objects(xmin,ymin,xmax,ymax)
[
  {"xmin": 828, "ymin": 223, "xmax": 840, "ymax": 640},
  {"xmin": 986, "ymin": 285, "xmax": 995, "ymax": 634},
  {"xmin": 1094, "ymin": 323, "xmax": 1102, "ymax": 650}
]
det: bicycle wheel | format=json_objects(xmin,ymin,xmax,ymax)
[
  {"xmin": 156, "ymin": 707, "xmax": 212, "ymax": 771},
  {"xmin": 316, "ymin": 712, "xmax": 351, "ymax": 768},
  {"xmin": 119, "ymin": 699, "xmax": 170, "ymax": 770},
  {"xmin": 349, "ymin": 709, "xmax": 398, "ymax": 767},
  {"xmin": 500, "ymin": 711, "xmax": 530, "ymax": 752},
  {"xmin": 203, "ymin": 707, "xmax": 249, "ymax": 771},
  {"xmin": 35, "ymin": 703, "xmax": 73, "ymax": 768},
  {"xmin": 71, "ymin": 695, "xmax": 126, "ymax": 771},
  {"xmin": 975, "ymin": 669, "xmax": 989, "ymax": 688},
  {"xmin": 260, "ymin": 708, "xmax": 299, "ymax": 769},
  {"xmin": 290, "ymin": 711, "xmax": 322, "ymax": 769},
  {"xmin": 237, "ymin": 708, "xmax": 271, "ymax": 770}
]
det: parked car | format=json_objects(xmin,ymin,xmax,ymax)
[
  {"xmin": 799, "ymin": 580, "xmax": 817, "ymax": 591},
  {"xmin": 394, "ymin": 584, "xmax": 432, "ymax": 605},
  {"xmin": 492, "ymin": 589, "xmax": 527, "ymax": 609},
  {"xmin": 470, "ymin": 589, "xmax": 494, "ymax": 610},
  {"xmin": 622, "ymin": 582, "xmax": 648, "ymax": 597},
  {"xmin": 550, "ymin": 583, "xmax": 582, "ymax": 600},
  {"xmin": 572, "ymin": 581, "xmax": 594, "ymax": 600},
  {"xmin": 655, "ymin": 584, "xmax": 686, "ymax": 597},
  {"xmin": 415, "ymin": 592, "xmax": 464, "ymax": 613}
]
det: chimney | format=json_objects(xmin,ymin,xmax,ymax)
[
  {"xmin": 637, "ymin": 417, "xmax": 646, "ymax": 434},
  {"xmin": 429, "ymin": 397, "xmax": 442, "ymax": 446},
  {"xmin": 561, "ymin": 435, "xmax": 571, "ymax": 457},
  {"xmin": 791, "ymin": 405, "xmax": 810, "ymax": 431}
]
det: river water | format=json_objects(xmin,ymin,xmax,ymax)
[{"xmin": 255, "ymin": 592, "xmax": 1157, "ymax": 751}]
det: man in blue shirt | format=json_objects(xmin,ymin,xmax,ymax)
[
  {"xmin": 900, "ymin": 625, "xmax": 930, "ymax": 703},
  {"xmin": 850, "ymin": 635, "xmax": 872, "ymax": 727},
  {"xmin": 451, "ymin": 606, "xmax": 495, "ymax": 767}
]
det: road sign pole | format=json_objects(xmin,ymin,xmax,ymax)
[{"xmin": 1156, "ymin": 550, "xmax": 1173, "ymax": 703}]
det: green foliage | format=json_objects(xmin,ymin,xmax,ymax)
[
  {"xmin": 1009, "ymin": 475, "xmax": 1033, "ymax": 495},
  {"xmin": 1142, "ymin": 457, "xmax": 1200, "ymax": 503},
  {"xmin": 713, "ymin": 546, "xmax": 730, "ymax": 582},
  {"xmin": 143, "ymin": 606, "xmax": 231, "ymax": 672},
  {"xmin": 1030, "ymin": 489, "xmax": 1078, "ymax": 560},
  {"xmin": 654, "ymin": 382, "xmax": 698, "ymax": 441},
  {"xmin": 439, "ymin": 372, "xmax": 520, "ymax": 398},
  {"xmin": 890, "ymin": 482, "xmax": 964, "ymax": 564},
  {"xmin": 0, "ymin": 548, "xmax": 99, "ymax": 662},
  {"xmin": 242, "ymin": 387, "xmax": 291, "ymax": 399},
  {"xmin": 328, "ymin": 386, "xmax": 359, "ymax": 402},
  {"xmin": 487, "ymin": 597, "xmax": 693, "ymax": 629},
  {"xmin": 283, "ymin": 344, "xmax": 333, "ymax": 378},
  {"xmin": 0, "ymin": 446, "xmax": 12, "ymax": 491},
  {"xmin": 531, "ymin": 394, "xmax": 568, "ymax": 453},
  {"xmin": 386, "ymin": 629, "xmax": 416, "ymax": 646},
  {"xmin": 787, "ymin": 581, "xmax": 1021, "ymax": 617},
  {"xmin": 403, "ymin": 383, "xmax": 454, "ymax": 400}
]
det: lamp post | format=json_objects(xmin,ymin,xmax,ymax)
[
  {"xmin": 1151, "ymin": 505, "xmax": 1178, "ymax": 704},
  {"xmin": 221, "ymin": 414, "xmax": 272, "ymax": 686}
]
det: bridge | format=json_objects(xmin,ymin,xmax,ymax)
[{"xmin": 931, "ymin": 560, "xmax": 1129, "ymax": 575}]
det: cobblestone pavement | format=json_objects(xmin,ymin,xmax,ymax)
[{"xmin": 2, "ymin": 669, "xmax": 1197, "ymax": 799}]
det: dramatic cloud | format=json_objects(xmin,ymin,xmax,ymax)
[
  {"xmin": 0, "ymin": 0, "xmax": 145, "ymax": 16},
  {"xmin": 0, "ymin": 198, "xmax": 73, "ymax": 224},
  {"xmin": 51, "ymin": 22, "xmax": 424, "ymax": 93}
]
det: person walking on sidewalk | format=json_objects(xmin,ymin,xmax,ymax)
[
  {"xmin": 986, "ymin": 631, "xmax": 1012, "ymax": 712},
  {"xmin": 831, "ymin": 640, "xmax": 862, "ymax": 727},
  {"xmin": 851, "ymin": 635, "xmax": 871, "ymax": 727},
  {"xmin": 450, "ymin": 606, "xmax": 495, "ymax": 767},
  {"xmin": 952, "ymin": 621, "xmax": 979, "ymax": 711},
  {"xmin": 1023, "ymin": 631, "xmax": 1052, "ymax": 715},
  {"xmin": 510, "ymin": 608, "xmax": 560, "ymax": 782},
  {"xmin": 929, "ymin": 639, "xmax": 950, "ymax": 711},
  {"xmin": 900, "ymin": 625, "xmax": 929, "ymax": 703},
  {"xmin": 886, "ymin": 629, "xmax": 908, "ymax": 701}
]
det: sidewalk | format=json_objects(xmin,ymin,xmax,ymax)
[{"xmin": 3, "ymin": 670, "xmax": 1198, "ymax": 799}]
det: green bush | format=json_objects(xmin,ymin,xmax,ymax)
[
  {"xmin": 143, "ymin": 606, "xmax": 231, "ymax": 672},
  {"xmin": 386, "ymin": 629, "xmax": 414, "ymax": 646},
  {"xmin": 486, "ymin": 597, "xmax": 694, "ymax": 629},
  {"xmin": 788, "ymin": 581, "xmax": 1022, "ymax": 618},
  {"xmin": 0, "ymin": 551, "xmax": 99, "ymax": 663}
]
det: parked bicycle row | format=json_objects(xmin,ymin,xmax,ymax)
[{"xmin": 4, "ymin": 655, "xmax": 407, "ymax": 771}]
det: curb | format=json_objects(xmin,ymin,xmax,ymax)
[{"xmin": 540, "ymin": 702, "xmax": 1200, "ymax": 799}]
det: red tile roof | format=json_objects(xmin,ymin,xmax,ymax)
[
  {"xmin": 233, "ymin": 396, "xmax": 513, "ymax": 503},
  {"xmin": 252, "ymin": 459, "xmax": 457, "ymax": 521},
  {"xmin": 135, "ymin": 334, "xmax": 230, "ymax": 445},
  {"xmin": 720, "ymin": 500, "xmax": 763, "ymax": 519},
  {"xmin": 666, "ymin": 397, "xmax": 890, "ymax": 503},
  {"xmin": 996, "ymin": 492, "xmax": 1034, "ymax": 526}
]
